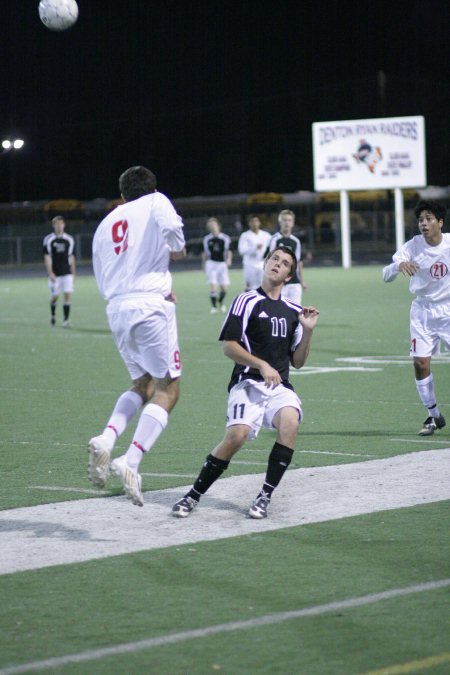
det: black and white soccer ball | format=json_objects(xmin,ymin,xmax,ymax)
[{"xmin": 38, "ymin": 0, "xmax": 79, "ymax": 32}]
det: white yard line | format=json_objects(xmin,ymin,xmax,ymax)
[
  {"xmin": 0, "ymin": 449, "xmax": 449, "ymax": 576},
  {"xmin": 1, "ymin": 579, "xmax": 449, "ymax": 675},
  {"xmin": 28, "ymin": 486, "xmax": 107, "ymax": 495}
]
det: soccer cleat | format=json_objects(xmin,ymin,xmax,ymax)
[
  {"xmin": 418, "ymin": 415, "xmax": 446, "ymax": 436},
  {"xmin": 110, "ymin": 455, "xmax": 144, "ymax": 506},
  {"xmin": 50, "ymin": 317, "xmax": 56, "ymax": 326},
  {"xmin": 220, "ymin": 304, "xmax": 227, "ymax": 313},
  {"xmin": 210, "ymin": 307, "xmax": 218, "ymax": 314},
  {"xmin": 88, "ymin": 436, "xmax": 112, "ymax": 488},
  {"xmin": 172, "ymin": 495, "xmax": 198, "ymax": 518},
  {"xmin": 248, "ymin": 492, "xmax": 271, "ymax": 519},
  {"xmin": 62, "ymin": 320, "xmax": 71, "ymax": 328}
]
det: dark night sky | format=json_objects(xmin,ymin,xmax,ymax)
[{"xmin": 1, "ymin": 0, "xmax": 449, "ymax": 202}]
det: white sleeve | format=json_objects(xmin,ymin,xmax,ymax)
[
  {"xmin": 238, "ymin": 232, "xmax": 251, "ymax": 256},
  {"xmin": 382, "ymin": 261, "xmax": 400, "ymax": 282},
  {"xmin": 154, "ymin": 194, "xmax": 186, "ymax": 252},
  {"xmin": 268, "ymin": 234, "xmax": 277, "ymax": 252},
  {"xmin": 382, "ymin": 242, "xmax": 413, "ymax": 282},
  {"xmin": 291, "ymin": 323, "xmax": 304, "ymax": 351}
]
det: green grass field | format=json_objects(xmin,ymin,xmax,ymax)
[{"xmin": 0, "ymin": 266, "xmax": 449, "ymax": 674}]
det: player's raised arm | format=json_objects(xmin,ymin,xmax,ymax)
[{"xmin": 291, "ymin": 307, "xmax": 319, "ymax": 369}]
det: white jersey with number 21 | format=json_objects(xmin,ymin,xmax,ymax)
[{"xmin": 382, "ymin": 233, "xmax": 450, "ymax": 303}]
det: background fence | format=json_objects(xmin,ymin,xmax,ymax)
[{"xmin": 1, "ymin": 187, "xmax": 448, "ymax": 268}]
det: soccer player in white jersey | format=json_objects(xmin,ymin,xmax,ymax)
[
  {"xmin": 202, "ymin": 217, "xmax": 232, "ymax": 313},
  {"xmin": 238, "ymin": 214, "xmax": 272, "ymax": 290},
  {"xmin": 43, "ymin": 216, "xmax": 76, "ymax": 327},
  {"xmin": 172, "ymin": 245, "xmax": 319, "ymax": 519},
  {"xmin": 88, "ymin": 166, "xmax": 186, "ymax": 506},
  {"xmin": 268, "ymin": 209, "xmax": 308, "ymax": 304},
  {"xmin": 383, "ymin": 200, "xmax": 449, "ymax": 436}
]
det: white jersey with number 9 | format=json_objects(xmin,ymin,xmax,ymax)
[{"xmin": 92, "ymin": 192, "xmax": 185, "ymax": 301}]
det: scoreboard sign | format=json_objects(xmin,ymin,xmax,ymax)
[{"xmin": 312, "ymin": 116, "xmax": 426, "ymax": 191}]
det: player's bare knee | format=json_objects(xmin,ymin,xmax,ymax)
[
  {"xmin": 131, "ymin": 374, "xmax": 153, "ymax": 402},
  {"xmin": 413, "ymin": 357, "xmax": 430, "ymax": 379},
  {"xmin": 225, "ymin": 424, "xmax": 250, "ymax": 450},
  {"xmin": 274, "ymin": 407, "xmax": 299, "ymax": 436},
  {"xmin": 151, "ymin": 376, "xmax": 181, "ymax": 411}
]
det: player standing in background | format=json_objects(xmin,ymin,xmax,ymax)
[
  {"xmin": 172, "ymin": 245, "xmax": 320, "ymax": 519},
  {"xmin": 268, "ymin": 209, "xmax": 308, "ymax": 304},
  {"xmin": 43, "ymin": 215, "xmax": 75, "ymax": 327},
  {"xmin": 202, "ymin": 217, "xmax": 232, "ymax": 313},
  {"xmin": 238, "ymin": 214, "xmax": 271, "ymax": 291},
  {"xmin": 89, "ymin": 165, "xmax": 186, "ymax": 506},
  {"xmin": 383, "ymin": 199, "xmax": 449, "ymax": 436}
]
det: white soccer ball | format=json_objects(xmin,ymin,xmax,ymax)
[{"xmin": 38, "ymin": 0, "xmax": 79, "ymax": 32}]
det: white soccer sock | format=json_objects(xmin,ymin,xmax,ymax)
[
  {"xmin": 415, "ymin": 375, "xmax": 441, "ymax": 418},
  {"xmin": 102, "ymin": 390, "xmax": 143, "ymax": 447},
  {"xmin": 125, "ymin": 403, "xmax": 168, "ymax": 470}
]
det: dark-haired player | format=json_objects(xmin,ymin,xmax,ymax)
[
  {"xmin": 383, "ymin": 200, "xmax": 449, "ymax": 436},
  {"xmin": 89, "ymin": 166, "xmax": 186, "ymax": 505},
  {"xmin": 202, "ymin": 217, "xmax": 232, "ymax": 313},
  {"xmin": 43, "ymin": 216, "xmax": 76, "ymax": 327},
  {"xmin": 172, "ymin": 245, "xmax": 319, "ymax": 519}
]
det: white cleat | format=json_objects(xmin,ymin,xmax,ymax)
[
  {"xmin": 110, "ymin": 455, "xmax": 144, "ymax": 507},
  {"xmin": 88, "ymin": 436, "xmax": 112, "ymax": 488}
]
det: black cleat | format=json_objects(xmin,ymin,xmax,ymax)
[
  {"xmin": 172, "ymin": 495, "xmax": 198, "ymax": 518},
  {"xmin": 418, "ymin": 415, "xmax": 446, "ymax": 436},
  {"xmin": 248, "ymin": 493, "xmax": 271, "ymax": 519}
]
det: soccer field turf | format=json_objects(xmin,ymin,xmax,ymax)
[{"xmin": 0, "ymin": 266, "xmax": 449, "ymax": 674}]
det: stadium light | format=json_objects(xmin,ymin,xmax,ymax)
[
  {"xmin": 1, "ymin": 138, "xmax": 25, "ymax": 202},
  {"xmin": 1, "ymin": 138, "xmax": 25, "ymax": 151}
]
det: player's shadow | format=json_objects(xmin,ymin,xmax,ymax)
[
  {"xmin": 0, "ymin": 519, "xmax": 115, "ymax": 542},
  {"xmin": 148, "ymin": 490, "xmax": 247, "ymax": 516}
]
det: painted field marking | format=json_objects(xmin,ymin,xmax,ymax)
[
  {"xmin": 28, "ymin": 486, "xmax": 107, "ymax": 496},
  {"xmin": 362, "ymin": 650, "xmax": 450, "ymax": 674},
  {"xmin": 1, "ymin": 579, "xmax": 448, "ymax": 675},
  {"xmin": 291, "ymin": 366, "xmax": 383, "ymax": 375},
  {"xmin": 338, "ymin": 355, "xmax": 450, "ymax": 365},
  {"xmin": 298, "ymin": 450, "xmax": 376, "ymax": 457},
  {"xmin": 241, "ymin": 448, "xmax": 375, "ymax": 457},
  {"xmin": 1, "ymin": 449, "xmax": 449, "ymax": 576},
  {"xmin": 390, "ymin": 438, "xmax": 447, "ymax": 444},
  {"xmin": 140, "ymin": 472, "xmax": 197, "ymax": 478}
]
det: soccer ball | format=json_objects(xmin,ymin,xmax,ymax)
[{"xmin": 38, "ymin": 0, "xmax": 79, "ymax": 31}]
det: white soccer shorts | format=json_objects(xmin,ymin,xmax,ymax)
[
  {"xmin": 48, "ymin": 274, "xmax": 74, "ymax": 295},
  {"xmin": 410, "ymin": 298, "xmax": 450, "ymax": 357},
  {"xmin": 107, "ymin": 295, "xmax": 182, "ymax": 380},
  {"xmin": 205, "ymin": 260, "xmax": 230, "ymax": 286},
  {"xmin": 282, "ymin": 283, "xmax": 302, "ymax": 305},
  {"xmin": 225, "ymin": 378, "xmax": 302, "ymax": 439},
  {"xmin": 243, "ymin": 263, "xmax": 264, "ymax": 291}
]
